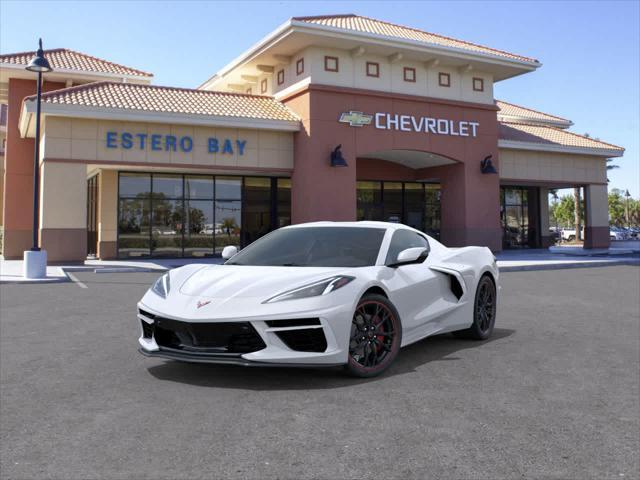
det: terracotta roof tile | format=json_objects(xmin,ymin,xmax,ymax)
[
  {"xmin": 0, "ymin": 48, "xmax": 152, "ymax": 78},
  {"xmin": 293, "ymin": 14, "xmax": 538, "ymax": 64},
  {"xmin": 499, "ymin": 122, "xmax": 623, "ymax": 153},
  {"xmin": 496, "ymin": 100, "xmax": 571, "ymax": 126},
  {"xmin": 27, "ymin": 82, "xmax": 299, "ymax": 122}
]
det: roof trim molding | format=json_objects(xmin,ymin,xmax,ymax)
[
  {"xmin": 496, "ymin": 114, "xmax": 573, "ymax": 129},
  {"xmin": 19, "ymin": 101, "xmax": 301, "ymax": 138},
  {"xmin": 0, "ymin": 61, "xmax": 151, "ymax": 82},
  {"xmin": 498, "ymin": 139, "xmax": 624, "ymax": 158},
  {"xmin": 199, "ymin": 17, "xmax": 540, "ymax": 89}
]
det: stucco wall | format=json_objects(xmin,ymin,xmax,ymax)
[
  {"xmin": 273, "ymin": 46, "xmax": 494, "ymax": 105},
  {"xmin": 499, "ymin": 148, "xmax": 607, "ymax": 184},
  {"xmin": 41, "ymin": 117, "xmax": 294, "ymax": 171}
]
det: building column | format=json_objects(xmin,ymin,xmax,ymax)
[
  {"xmin": 425, "ymin": 161, "xmax": 502, "ymax": 252},
  {"xmin": 286, "ymin": 91, "xmax": 357, "ymax": 224},
  {"xmin": 98, "ymin": 170, "xmax": 118, "ymax": 259},
  {"xmin": 584, "ymin": 184, "xmax": 610, "ymax": 249},
  {"xmin": 39, "ymin": 161, "xmax": 87, "ymax": 262},
  {"xmin": 2, "ymin": 78, "xmax": 66, "ymax": 259},
  {"xmin": 539, "ymin": 187, "xmax": 553, "ymax": 247}
]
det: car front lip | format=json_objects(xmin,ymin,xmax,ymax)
[{"xmin": 138, "ymin": 346, "xmax": 343, "ymax": 367}]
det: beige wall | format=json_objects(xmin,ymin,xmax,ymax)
[
  {"xmin": 98, "ymin": 169, "xmax": 118, "ymax": 243},
  {"xmin": 262, "ymin": 46, "xmax": 495, "ymax": 104},
  {"xmin": 40, "ymin": 161, "xmax": 86, "ymax": 229},
  {"xmin": 585, "ymin": 184, "xmax": 609, "ymax": 228},
  {"xmin": 42, "ymin": 117, "xmax": 294, "ymax": 170},
  {"xmin": 499, "ymin": 149, "xmax": 607, "ymax": 184}
]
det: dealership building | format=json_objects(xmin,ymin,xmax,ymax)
[{"xmin": 0, "ymin": 14, "xmax": 624, "ymax": 261}]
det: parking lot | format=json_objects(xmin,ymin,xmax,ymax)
[{"xmin": 1, "ymin": 266, "xmax": 638, "ymax": 479}]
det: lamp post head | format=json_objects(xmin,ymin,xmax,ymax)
[
  {"xmin": 26, "ymin": 39, "xmax": 53, "ymax": 73},
  {"xmin": 625, "ymin": 189, "xmax": 631, "ymax": 198}
]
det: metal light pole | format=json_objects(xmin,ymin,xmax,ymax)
[{"xmin": 23, "ymin": 39, "xmax": 52, "ymax": 279}]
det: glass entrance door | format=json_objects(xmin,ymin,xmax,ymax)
[
  {"xmin": 500, "ymin": 186, "xmax": 540, "ymax": 248},
  {"xmin": 86, "ymin": 175, "xmax": 99, "ymax": 257}
]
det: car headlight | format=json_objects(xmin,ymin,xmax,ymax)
[
  {"xmin": 151, "ymin": 273, "xmax": 171, "ymax": 299},
  {"xmin": 263, "ymin": 275, "xmax": 355, "ymax": 304}
]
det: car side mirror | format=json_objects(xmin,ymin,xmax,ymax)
[
  {"xmin": 221, "ymin": 245, "xmax": 238, "ymax": 260},
  {"xmin": 389, "ymin": 247, "xmax": 429, "ymax": 267}
]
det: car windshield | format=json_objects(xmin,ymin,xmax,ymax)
[{"xmin": 226, "ymin": 227, "xmax": 386, "ymax": 267}]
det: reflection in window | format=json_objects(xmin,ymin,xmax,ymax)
[
  {"xmin": 356, "ymin": 180, "xmax": 441, "ymax": 238},
  {"xmin": 118, "ymin": 198, "xmax": 151, "ymax": 257},
  {"xmin": 117, "ymin": 173, "xmax": 290, "ymax": 258}
]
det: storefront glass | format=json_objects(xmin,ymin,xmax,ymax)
[
  {"xmin": 118, "ymin": 173, "xmax": 290, "ymax": 258},
  {"xmin": 356, "ymin": 181, "xmax": 441, "ymax": 238},
  {"xmin": 501, "ymin": 186, "xmax": 539, "ymax": 248}
]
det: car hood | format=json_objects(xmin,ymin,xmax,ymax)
[{"xmin": 178, "ymin": 265, "xmax": 352, "ymax": 299}]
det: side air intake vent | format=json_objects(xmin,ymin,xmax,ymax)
[
  {"xmin": 275, "ymin": 329, "xmax": 327, "ymax": 353},
  {"xmin": 450, "ymin": 275, "xmax": 464, "ymax": 300}
]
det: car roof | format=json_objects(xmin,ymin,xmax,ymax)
[{"xmin": 284, "ymin": 221, "xmax": 409, "ymax": 230}]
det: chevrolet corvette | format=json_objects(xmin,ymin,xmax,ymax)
[{"xmin": 137, "ymin": 222, "xmax": 499, "ymax": 377}]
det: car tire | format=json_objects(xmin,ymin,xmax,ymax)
[
  {"xmin": 567, "ymin": 235, "xmax": 575, "ymax": 242},
  {"xmin": 345, "ymin": 294, "xmax": 402, "ymax": 378},
  {"xmin": 453, "ymin": 275, "xmax": 496, "ymax": 340}
]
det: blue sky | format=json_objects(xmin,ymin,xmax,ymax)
[{"xmin": 1, "ymin": 0, "xmax": 638, "ymax": 196}]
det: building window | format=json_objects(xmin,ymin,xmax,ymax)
[
  {"xmin": 356, "ymin": 181, "xmax": 441, "ymax": 238},
  {"xmin": 296, "ymin": 58, "xmax": 304, "ymax": 75},
  {"xmin": 438, "ymin": 72, "xmax": 450, "ymax": 87},
  {"xmin": 245, "ymin": 87, "xmax": 252, "ymax": 94},
  {"xmin": 324, "ymin": 55, "xmax": 339, "ymax": 72},
  {"xmin": 473, "ymin": 77, "xmax": 484, "ymax": 92},
  {"xmin": 366, "ymin": 62, "xmax": 380, "ymax": 78},
  {"xmin": 403, "ymin": 67, "xmax": 416, "ymax": 82},
  {"xmin": 277, "ymin": 69, "xmax": 284, "ymax": 85},
  {"xmin": 117, "ymin": 173, "xmax": 291, "ymax": 258},
  {"xmin": 260, "ymin": 78, "xmax": 268, "ymax": 94}
]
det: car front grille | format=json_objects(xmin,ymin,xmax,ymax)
[{"xmin": 153, "ymin": 317, "xmax": 266, "ymax": 354}]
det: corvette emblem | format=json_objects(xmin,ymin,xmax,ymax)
[
  {"xmin": 196, "ymin": 300, "xmax": 211, "ymax": 309},
  {"xmin": 339, "ymin": 111, "xmax": 373, "ymax": 127}
]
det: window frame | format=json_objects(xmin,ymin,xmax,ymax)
[
  {"xmin": 296, "ymin": 58, "xmax": 304, "ymax": 76},
  {"xmin": 438, "ymin": 72, "xmax": 451, "ymax": 87},
  {"xmin": 403, "ymin": 67, "xmax": 416, "ymax": 83},
  {"xmin": 277, "ymin": 69, "xmax": 284, "ymax": 85},
  {"xmin": 366, "ymin": 61, "xmax": 380, "ymax": 78},
  {"xmin": 472, "ymin": 77, "xmax": 484, "ymax": 92},
  {"xmin": 260, "ymin": 78, "xmax": 268, "ymax": 94},
  {"xmin": 324, "ymin": 55, "xmax": 339, "ymax": 73}
]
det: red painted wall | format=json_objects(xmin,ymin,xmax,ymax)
[
  {"xmin": 283, "ymin": 85, "xmax": 502, "ymax": 250},
  {"xmin": 2, "ymin": 78, "xmax": 66, "ymax": 259}
]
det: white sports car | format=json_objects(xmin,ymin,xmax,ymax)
[{"xmin": 138, "ymin": 222, "xmax": 499, "ymax": 377}]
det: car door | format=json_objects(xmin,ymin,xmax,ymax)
[{"xmin": 381, "ymin": 230, "xmax": 442, "ymax": 332}]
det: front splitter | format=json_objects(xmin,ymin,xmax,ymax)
[{"xmin": 139, "ymin": 347, "xmax": 344, "ymax": 368}]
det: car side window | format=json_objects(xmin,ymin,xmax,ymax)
[{"xmin": 385, "ymin": 230, "xmax": 430, "ymax": 265}]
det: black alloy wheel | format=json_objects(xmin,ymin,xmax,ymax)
[
  {"xmin": 346, "ymin": 294, "xmax": 401, "ymax": 377},
  {"xmin": 453, "ymin": 275, "xmax": 496, "ymax": 340}
]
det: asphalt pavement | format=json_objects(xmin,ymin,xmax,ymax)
[{"xmin": 1, "ymin": 266, "xmax": 638, "ymax": 479}]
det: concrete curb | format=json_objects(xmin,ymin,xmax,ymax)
[{"xmin": 499, "ymin": 259, "xmax": 640, "ymax": 272}]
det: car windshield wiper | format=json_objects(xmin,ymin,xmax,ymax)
[{"xmin": 279, "ymin": 262, "xmax": 306, "ymax": 266}]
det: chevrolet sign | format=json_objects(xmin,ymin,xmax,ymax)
[
  {"xmin": 339, "ymin": 111, "xmax": 480, "ymax": 137},
  {"xmin": 338, "ymin": 111, "xmax": 373, "ymax": 127}
]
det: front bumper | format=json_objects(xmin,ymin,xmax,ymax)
[{"xmin": 137, "ymin": 302, "xmax": 353, "ymax": 366}]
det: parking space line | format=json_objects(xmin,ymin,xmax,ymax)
[{"xmin": 66, "ymin": 272, "xmax": 88, "ymax": 289}]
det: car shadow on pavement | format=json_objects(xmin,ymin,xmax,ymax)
[{"xmin": 146, "ymin": 327, "xmax": 515, "ymax": 390}]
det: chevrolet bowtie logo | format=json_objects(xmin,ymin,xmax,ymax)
[{"xmin": 339, "ymin": 111, "xmax": 373, "ymax": 127}]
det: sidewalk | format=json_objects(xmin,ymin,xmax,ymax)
[{"xmin": 2, "ymin": 249, "xmax": 637, "ymax": 284}]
